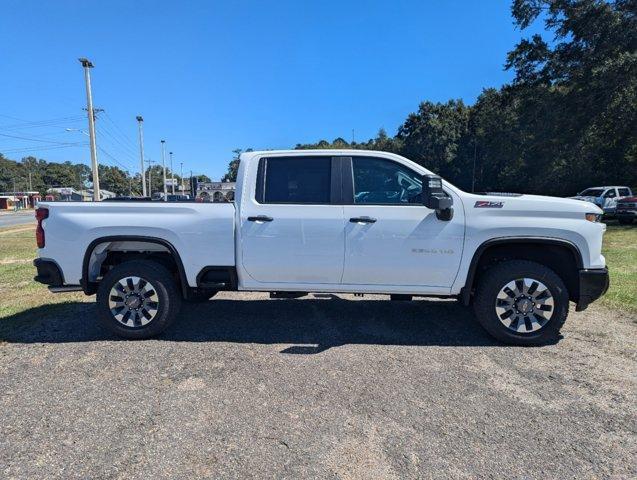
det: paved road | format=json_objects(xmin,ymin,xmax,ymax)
[
  {"xmin": 0, "ymin": 293, "xmax": 635, "ymax": 479},
  {"xmin": 0, "ymin": 211, "xmax": 35, "ymax": 228}
]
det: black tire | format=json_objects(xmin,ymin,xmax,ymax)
[
  {"xmin": 473, "ymin": 260, "xmax": 569, "ymax": 346},
  {"xmin": 96, "ymin": 260, "xmax": 182, "ymax": 339},
  {"xmin": 618, "ymin": 217, "xmax": 633, "ymax": 225},
  {"xmin": 185, "ymin": 289, "xmax": 218, "ymax": 303}
]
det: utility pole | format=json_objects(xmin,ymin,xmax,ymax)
[
  {"xmin": 180, "ymin": 162, "xmax": 184, "ymax": 193},
  {"xmin": 28, "ymin": 171, "xmax": 32, "ymax": 191},
  {"xmin": 352, "ymin": 128, "xmax": 355, "ymax": 144},
  {"xmin": 169, "ymin": 151, "xmax": 175, "ymax": 195},
  {"xmin": 79, "ymin": 57, "xmax": 100, "ymax": 202},
  {"xmin": 160, "ymin": 140, "xmax": 167, "ymax": 201},
  {"xmin": 128, "ymin": 173, "xmax": 132, "ymax": 196},
  {"xmin": 136, "ymin": 116, "xmax": 146, "ymax": 196}
]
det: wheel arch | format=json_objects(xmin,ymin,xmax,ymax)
[
  {"xmin": 81, "ymin": 235, "xmax": 189, "ymax": 297},
  {"xmin": 461, "ymin": 237, "xmax": 583, "ymax": 306}
]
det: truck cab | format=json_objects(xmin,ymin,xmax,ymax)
[{"xmin": 33, "ymin": 150, "xmax": 609, "ymax": 345}]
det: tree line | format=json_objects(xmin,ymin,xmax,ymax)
[
  {"xmin": 228, "ymin": 0, "xmax": 637, "ymax": 196},
  {"xmin": 0, "ymin": 153, "xmax": 213, "ymax": 196}
]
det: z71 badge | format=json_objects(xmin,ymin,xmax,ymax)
[{"xmin": 474, "ymin": 201, "xmax": 504, "ymax": 208}]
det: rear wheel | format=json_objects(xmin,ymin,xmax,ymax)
[
  {"xmin": 473, "ymin": 260, "xmax": 569, "ymax": 345},
  {"xmin": 96, "ymin": 260, "xmax": 182, "ymax": 339}
]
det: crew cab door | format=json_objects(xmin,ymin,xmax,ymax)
[
  {"xmin": 341, "ymin": 156, "xmax": 464, "ymax": 289},
  {"xmin": 240, "ymin": 155, "xmax": 345, "ymax": 284}
]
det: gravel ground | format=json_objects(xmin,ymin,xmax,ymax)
[{"xmin": 1, "ymin": 292, "xmax": 635, "ymax": 479}]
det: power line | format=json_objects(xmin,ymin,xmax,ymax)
[
  {"xmin": 0, "ymin": 142, "xmax": 88, "ymax": 154},
  {"xmin": 0, "ymin": 132, "xmax": 85, "ymax": 145},
  {"xmin": 0, "ymin": 115, "xmax": 86, "ymax": 132},
  {"xmin": 102, "ymin": 111, "xmax": 138, "ymax": 151}
]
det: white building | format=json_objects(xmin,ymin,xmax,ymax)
[{"xmin": 197, "ymin": 181, "xmax": 236, "ymax": 202}]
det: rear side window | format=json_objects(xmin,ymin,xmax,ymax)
[
  {"xmin": 618, "ymin": 188, "xmax": 631, "ymax": 196},
  {"xmin": 256, "ymin": 157, "xmax": 331, "ymax": 204}
]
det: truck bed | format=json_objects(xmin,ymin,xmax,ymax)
[{"xmin": 37, "ymin": 201, "xmax": 235, "ymax": 287}]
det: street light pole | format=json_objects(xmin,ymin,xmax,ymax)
[
  {"xmin": 146, "ymin": 158, "xmax": 153, "ymax": 194},
  {"xmin": 160, "ymin": 140, "xmax": 167, "ymax": 201},
  {"xmin": 169, "ymin": 151, "xmax": 175, "ymax": 195},
  {"xmin": 136, "ymin": 116, "xmax": 146, "ymax": 196},
  {"xmin": 79, "ymin": 57, "xmax": 100, "ymax": 202},
  {"xmin": 180, "ymin": 162, "xmax": 184, "ymax": 193}
]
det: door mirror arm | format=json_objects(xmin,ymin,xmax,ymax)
[{"xmin": 421, "ymin": 174, "xmax": 454, "ymax": 221}]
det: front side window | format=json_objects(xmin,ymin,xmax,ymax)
[
  {"xmin": 604, "ymin": 189, "xmax": 617, "ymax": 198},
  {"xmin": 352, "ymin": 157, "xmax": 422, "ymax": 204},
  {"xmin": 258, "ymin": 156, "xmax": 331, "ymax": 204}
]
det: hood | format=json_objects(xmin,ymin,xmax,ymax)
[{"xmin": 466, "ymin": 192, "xmax": 604, "ymax": 216}]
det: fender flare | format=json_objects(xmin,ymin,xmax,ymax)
[
  {"xmin": 460, "ymin": 236, "xmax": 584, "ymax": 305},
  {"xmin": 81, "ymin": 235, "xmax": 189, "ymax": 297}
]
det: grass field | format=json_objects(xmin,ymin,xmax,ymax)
[{"xmin": 0, "ymin": 222, "xmax": 635, "ymax": 322}]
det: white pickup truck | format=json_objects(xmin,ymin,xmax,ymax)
[{"xmin": 33, "ymin": 150, "xmax": 609, "ymax": 345}]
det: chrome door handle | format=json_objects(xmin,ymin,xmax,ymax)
[{"xmin": 247, "ymin": 215, "xmax": 273, "ymax": 222}]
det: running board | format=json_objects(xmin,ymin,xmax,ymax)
[
  {"xmin": 270, "ymin": 291, "xmax": 308, "ymax": 299},
  {"xmin": 48, "ymin": 285, "xmax": 83, "ymax": 293}
]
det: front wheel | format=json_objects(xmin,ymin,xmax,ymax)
[
  {"xmin": 96, "ymin": 260, "xmax": 182, "ymax": 339},
  {"xmin": 473, "ymin": 260, "xmax": 569, "ymax": 345}
]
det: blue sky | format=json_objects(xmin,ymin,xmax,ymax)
[{"xmin": 0, "ymin": 0, "xmax": 541, "ymax": 180}]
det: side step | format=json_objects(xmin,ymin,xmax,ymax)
[
  {"xmin": 270, "ymin": 291, "xmax": 308, "ymax": 299},
  {"xmin": 48, "ymin": 285, "xmax": 83, "ymax": 293}
]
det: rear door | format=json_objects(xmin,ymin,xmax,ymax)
[
  {"xmin": 341, "ymin": 156, "xmax": 464, "ymax": 289},
  {"xmin": 240, "ymin": 155, "xmax": 345, "ymax": 284}
]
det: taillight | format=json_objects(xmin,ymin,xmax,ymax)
[{"xmin": 35, "ymin": 207, "xmax": 48, "ymax": 248}]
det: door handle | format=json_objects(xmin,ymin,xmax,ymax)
[
  {"xmin": 247, "ymin": 215, "xmax": 273, "ymax": 222},
  {"xmin": 349, "ymin": 216, "xmax": 377, "ymax": 224}
]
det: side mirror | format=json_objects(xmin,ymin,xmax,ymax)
[{"xmin": 422, "ymin": 174, "xmax": 453, "ymax": 220}]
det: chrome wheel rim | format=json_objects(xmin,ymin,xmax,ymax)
[
  {"xmin": 495, "ymin": 278, "xmax": 554, "ymax": 333},
  {"xmin": 108, "ymin": 276, "xmax": 159, "ymax": 328}
]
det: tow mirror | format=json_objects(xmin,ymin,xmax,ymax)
[{"xmin": 422, "ymin": 174, "xmax": 453, "ymax": 220}]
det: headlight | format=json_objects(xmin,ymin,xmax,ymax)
[{"xmin": 585, "ymin": 213, "xmax": 602, "ymax": 222}]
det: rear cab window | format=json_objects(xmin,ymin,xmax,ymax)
[{"xmin": 256, "ymin": 156, "xmax": 332, "ymax": 204}]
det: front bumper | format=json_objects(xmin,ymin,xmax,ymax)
[
  {"xmin": 576, "ymin": 267, "xmax": 610, "ymax": 311},
  {"xmin": 616, "ymin": 209, "xmax": 636, "ymax": 218}
]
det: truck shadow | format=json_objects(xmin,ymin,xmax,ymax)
[{"xmin": 0, "ymin": 296, "xmax": 516, "ymax": 351}]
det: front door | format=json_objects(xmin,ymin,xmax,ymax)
[
  {"xmin": 342, "ymin": 156, "xmax": 464, "ymax": 288},
  {"xmin": 240, "ymin": 155, "xmax": 345, "ymax": 284}
]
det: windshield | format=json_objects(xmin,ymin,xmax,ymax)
[{"xmin": 579, "ymin": 188, "xmax": 605, "ymax": 197}]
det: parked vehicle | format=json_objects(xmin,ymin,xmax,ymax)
[
  {"xmin": 33, "ymin": 150, "xmax": 609, "ymax": 345},
  {"xmin": 570, "ymin": 186, "xmax": 633, "ymax": 215},
  {"xmin": 616, "ymin": 196, "xmax": 637, "ymax": 225}
]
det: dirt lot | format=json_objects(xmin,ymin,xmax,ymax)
[{"xmin": 1, "ymin": 291, "xmax": 635, "ymax": 479}]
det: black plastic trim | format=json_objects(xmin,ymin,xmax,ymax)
[
  {"xmin": 576, "ymin": 267, "xmax": 609, "ymax": 311},
  {"xmin": 196, "ymin": 266, "xmax": 238, "ymax": 290},
  {"xmin": 460, "ymin": 237, "xmax": 584, "ymax": 306},
  {"xmin": 33, "ymin": 258, "xmax": 64, "ymax": 286},
  {"xmin": 81, "ymin": 235, "xmax": 189, "ymax": 297}
]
